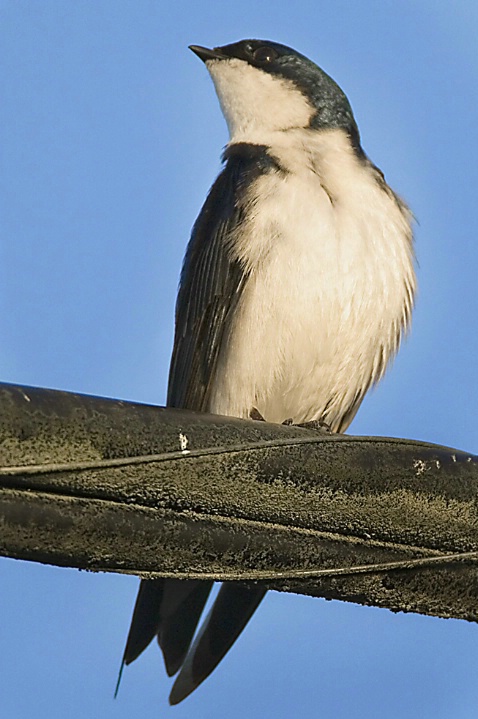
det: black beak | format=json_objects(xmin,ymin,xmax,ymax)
[{"xmin": 189, "ymin": 45, "xmax": 226, "ymax": 62}]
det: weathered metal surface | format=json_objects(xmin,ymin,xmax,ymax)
[{"xmin": 1, "ymin": 382, "xmax": 478, "ymax": 622}]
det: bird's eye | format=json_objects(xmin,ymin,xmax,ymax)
[{"xmin": 252, "ymin": 46, "xmax": 278, "ymax": 64}]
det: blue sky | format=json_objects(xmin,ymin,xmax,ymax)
[{"xmin": 1, "ymin": 2, "xmax": 478, "ymax": 717}]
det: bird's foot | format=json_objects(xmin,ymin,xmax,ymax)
[
  {"xmin": 251, "ymin": 409, "xmax": 333, "ymax": 434},
  {"xmin": 282, "ymin": 418, "xmax": 333, "ymax": 434},
  {"xmin": 250, "ymin": 407, "xmax": 266, "ymax": 421}
]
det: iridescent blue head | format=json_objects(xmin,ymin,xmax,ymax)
[{"xmin": 190, "ymin": 39, "xmax": 361, "ymax": 153}]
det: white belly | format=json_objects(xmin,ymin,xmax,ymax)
[{"xmin": 208, "ymin": 132, "xmax": 415, "ymax": 431}]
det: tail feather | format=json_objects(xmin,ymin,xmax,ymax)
[
  {"xmin": 158, "ymin": 580, "xmax": 213, "ymax": 676},
  {"xmin": 118, "ymin": 578, "xmax": 265, "ymax": 703},
  {"xmin": 123, "ymin": 579, "xmax": 164, "ymax": 665},
  {"xmin": 169, "ymin": 583, "xmax": 267, "ymax": 705}
]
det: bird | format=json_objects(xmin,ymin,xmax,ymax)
[{"xmin": 118, "ymin": 39, "xmax": 416, "ymax": 705}]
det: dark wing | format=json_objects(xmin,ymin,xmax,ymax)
[
  {"xmin": 168, "ymin": 142, "xmax": 280, "ymax": 410},
  {"xmin": 119, "ymin": 144, "xmax": 278, "ymax": 701}
]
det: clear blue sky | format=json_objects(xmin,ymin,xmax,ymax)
[{"xmin": 1, "ymin": 2, "xmax": 478, "ymax": 717}]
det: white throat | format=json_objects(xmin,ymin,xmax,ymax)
[{"xmin": 206, "ymin": 58, "xmax": 315, "ymax": 143}]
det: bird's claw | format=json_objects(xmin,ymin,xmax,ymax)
[
  {"xmin": 250, "ymin": 407, "xmax": 266, "ymax": 421},
  {"xmin": 282, "ymin": 418, "xmax": 333, "ymax": 434}
]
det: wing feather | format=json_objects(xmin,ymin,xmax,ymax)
[{"xmin": 167, "ymin": 143, "xmax": 280, "ymax": 411}]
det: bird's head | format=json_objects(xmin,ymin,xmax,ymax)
[{"xmin": 190, "ymin": 39, "xmax": 360, "ymax": 149}]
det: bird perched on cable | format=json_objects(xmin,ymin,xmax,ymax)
[{"xmin": 118, "ymin": 39, "xmax": 416, "ymax": 704}]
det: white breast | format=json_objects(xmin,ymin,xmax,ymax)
[{"xmin": 208, "ymin": 129, "xmax": 415, "ymax": 431}]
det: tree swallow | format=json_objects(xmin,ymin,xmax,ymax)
[{"xmin": 118, "ymin": 39, "xmax": 416, "ymax": 704}]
